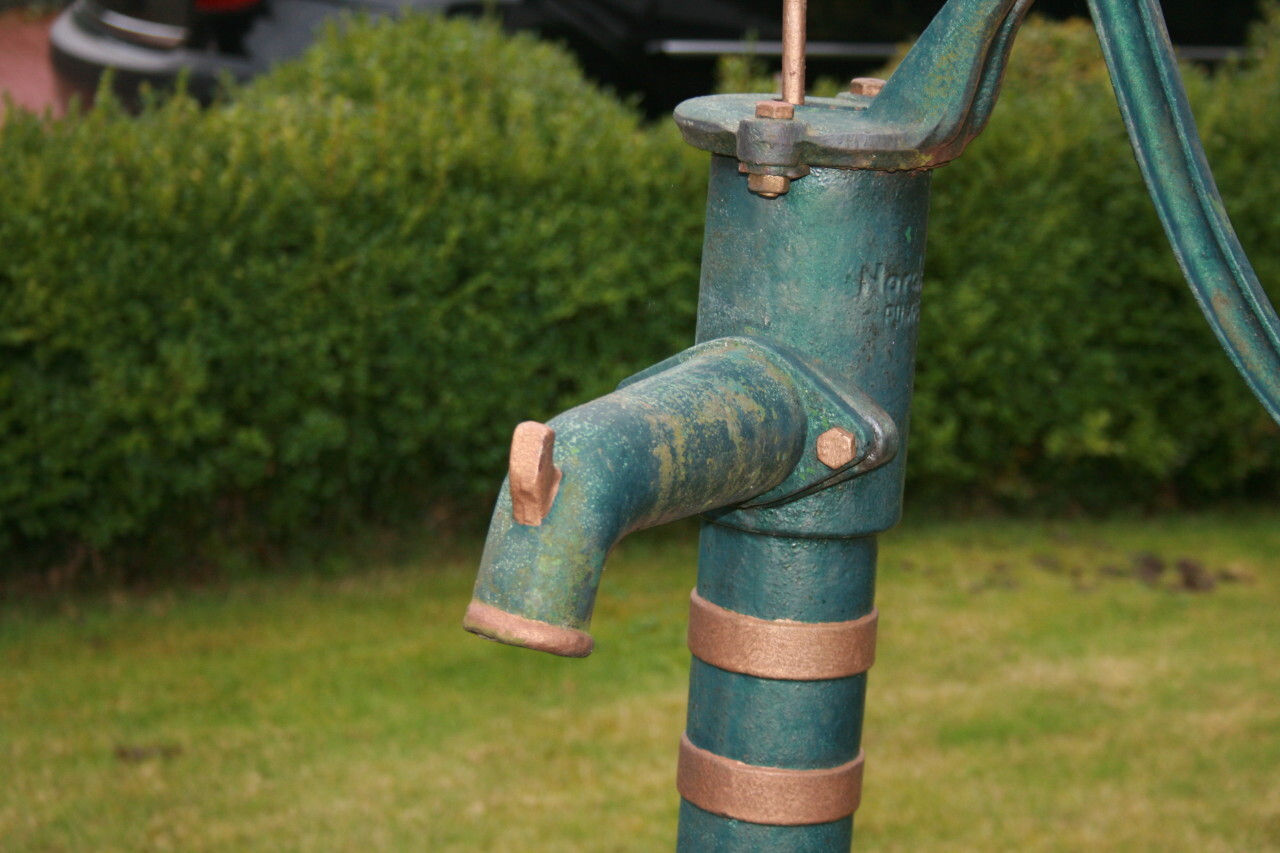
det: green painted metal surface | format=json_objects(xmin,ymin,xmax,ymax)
[
  {"xmin": 695, "ymin": 158, "xmax": 929, "ymax": 538},
  {"xmin": 464, "ymin": 0, "xmax": 1280, "ymax": 847},
  {"xmin": 471, "ymin": 342, "xmax": 808, "ymax": 635},
  {"xmin": 469, "ymin": 333, "xmax": 900, "ymax": 644},
  {"xmin": 679, "ymin": 526, "xmax": 875, "ymax": 850},
  {"xmin": 665, "ymin": 150, "xmax": 926, "ymax": 852},
  {"xmin": 674, "ymin": 0, "xmax": 1031, "ymax": 172},
  {"xmin": 678, "ymin": 802, "xmax": 852, "ymax": 852}
]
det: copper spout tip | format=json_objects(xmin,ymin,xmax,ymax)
[
  {"xmin": 463, "ymin": 599, "xmax": 595, "ymax": 657},
  {"xmin": 509, "ymin": 421, "xmax": 562, "ymax": 526}
]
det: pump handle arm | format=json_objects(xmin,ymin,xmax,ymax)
[
  {"xmin": 679, "ymin": 0, "xmax": 1280, "ymax": 422},
  {"xmin": 1088, "ymin": 0, "xmax": 1280, "ymax": 423}
]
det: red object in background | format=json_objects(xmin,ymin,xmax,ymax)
[{"xmin": 0, "ymin": 11, "xmax": 67, "ymax": 119}]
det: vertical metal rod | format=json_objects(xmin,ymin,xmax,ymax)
[{"xmin": 781, "ymin": 0, "xmax": 807, "ymax": 104}]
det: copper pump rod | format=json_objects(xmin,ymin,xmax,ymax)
[{"xmin": 781, "ymin": 0, "xmax": 806, "ymax": 104}]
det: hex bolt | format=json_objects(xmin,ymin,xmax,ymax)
[
  {"xmin": 755, "ymin": 99, "xmax": 795, "ymax": 120},
  {"xmin": 747, "ymin": 173, "xmax": 791, "ymax": 199},
  {"xmin": 748, "ymin": 102, "xmax": 798, "ymax": 199},
  {"xmin": 816, "ymin": 427, "xmax": 858, "ymax": 469},
  {"xmin": 849, "ymin": 77, "xmax": 886, "ymax": 97}
]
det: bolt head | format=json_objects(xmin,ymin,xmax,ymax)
[
  {"xmin": 755, "ymin": 99, "xmax": 795, "ymax": 120},
  {"xmin": 816, "ymin": 427, "xmax": 858, "ymax": 469},
  {"xmin": 747, "ymin": 173, "xmax": 790, "ymax": 198},
  {"xmin": 849, "ymin": 77, "xmax": 886, "ymax": 97}
]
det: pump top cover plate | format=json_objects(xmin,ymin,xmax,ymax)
[{"xmin": 677, "ymin": 0, "xmax": 1280, "ymax": 420}]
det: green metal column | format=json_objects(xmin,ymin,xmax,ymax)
[
  {"xmin": 675, "ymin": 157, "xmax": 931, "ymax": 849},
  {"xmin": 694, "ymin": 156, "xmax": 930, "ymax": 535},
  {"xmin": 679, "ymin": 527, "xmax": 875, "ymax": 851}
]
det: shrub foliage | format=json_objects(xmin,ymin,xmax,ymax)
[
  {"xmin": 0, "ymin": 16, "xmax": 705, "ymax": 562},
  {"xmin": 913, "ymin": 16, "xmax": 1280, "ymax": 507},
  {"xmin": 0, "ymin": 13, "xmax": 1277, "ymax": 567}
]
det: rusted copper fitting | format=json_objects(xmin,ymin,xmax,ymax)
[
  {"xmin": 746, "ymin": 101, "xmax": 799, "ymax": 198},
  {"xmin": 746, "ymin": 173, "xmax": 792, "ymax": 198},
  {"xmin": 755, "ymin": 99, "xmax": 796, "ymax": 120},
  {"xmin": 687, "ymin": 589, "xmax": 877, "ymax": 680},
  {"xmin": 677, "ymin": 735, "xmax": 865, "ymax": 825},
  {"xmin": 816, "ymin": 426, "xmax": 858, "ymax": 469},
  {"xmin": 509, "ymin": 421, "xmax": 561, "ymax": 526},
  {"xmin": 848, "ymin": 77, "xmax": 886, "ymax": 97},
  {"xmin": 463, "ymin": 600, "xmax": 594, "ymax": 657},
  {"xmin": 780, "ymin": 0, "xmax": 807, "ymax": 105}
]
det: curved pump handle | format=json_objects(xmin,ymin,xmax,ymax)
[
  {"xmin": 865, "ymin": 0, "xmax": 1034, "ymax": 160},
  {"xmin": 676, "ymin": 0, "xmax": 1280, "ymax": 419},
  {"xmin": 874, "ymin": 0, "xmax": 1280, "ymax": 420},
  {"xmin": 1085, "ymin": 0, "xmax": 1280, "ymax": 423},
  {"xmin": 874, "ymin": 0, "xmax": 1280, "ymax": 421}
]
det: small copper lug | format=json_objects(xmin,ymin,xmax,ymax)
[
  {"xmin": 509, "ymin": 421, "xmax": 562, "ymax": 526},
  {"xmin": 755, "ymin": 99, "xmax": 795, "ymax": 120},
  {"xmin": 816, "ymin": 427, "xmax": 857, "ymax": 469},
  {"xmin": 748, "ymin": 173, "xmax": 791, "ymax": 199},
  {"xmin": 849, "ymin": 77, "xmax": 886, "ymax": 97}
]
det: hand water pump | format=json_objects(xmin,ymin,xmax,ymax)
[{"xmin": 463, "ymin": 0, "xmax": 1280, "ymax": 848}]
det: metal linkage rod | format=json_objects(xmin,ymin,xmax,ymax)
[{"xmin": 781, "ymin": 0, "xmax": 807, "ymax": 104}]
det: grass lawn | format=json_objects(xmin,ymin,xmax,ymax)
[{"xmin": 2, "ymin": 509, "xmax": 1279, "ymax": 851}]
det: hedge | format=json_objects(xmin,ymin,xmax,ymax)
[
  {"xmin": 0, "ymin": 15, "xmax": 706, "ymax": 566},
  {"xmin": 913, "ymin": 15, "xmax": 1280, "ymax": 507},
  {"xmin": 0, "ymin": 13, "xmax": 1278, "ymax": 570}
]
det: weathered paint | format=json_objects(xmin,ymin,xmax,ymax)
[
  {"xmin": 698, "ymin": 158, "xmax": 931, "ymax": 537},
  {"xmin": 1088, "ymin": 0, "xmax": 1280, "ymax": 423},
  {"xmin": 675, "ymin": 0, "xmax": 1032, "ymax": 173},
  {"xmin": 465, "ymin": 0, "xmax": 1280, "ymax": 848},
  {"xmin": 680, "ymin": 525, "xmax": 876, "ymax": 849},
  {"xmin": 468, "ymin": 343, "xmax": 808, "ymax": 640}
]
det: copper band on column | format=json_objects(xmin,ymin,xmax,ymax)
[
  {"xmin": 677, "ymin": 734, "xmax": 864, "ymax": 825},
  {"xmin": 686, "ymin": 589, "xmax": 877, "ymax": 680}
]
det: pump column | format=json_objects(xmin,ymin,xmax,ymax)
[
  {"xmin": 673, "ymin": 153, "xmax": 931, "ymax": 849},
  {"xmin": 677, "ymin": 526, "xmax": 877, "ymax": 850}
]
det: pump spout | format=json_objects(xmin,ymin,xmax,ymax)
[{"xmin": 463, "ymin": 341, "xmax": 814, "ymax": 657}]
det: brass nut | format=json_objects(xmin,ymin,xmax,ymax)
[
  {"xmin": 747, "ymin": 173, "xmax": 791, "ymax": 198},
  {"xmin": 816, "ymin": 427, "xmax": 857, "ymax": 469},
  {"xmin": 849, "ymin": 77, "xmax": 886, "ymax": 97},
  {"xmin": 755, "ymin": 99, "xmax": 795, "ymax": 120}
]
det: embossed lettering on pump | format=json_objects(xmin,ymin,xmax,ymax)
[{"xmin": 849, "ymin": 263, "xmax": 924, "ymax": 327}]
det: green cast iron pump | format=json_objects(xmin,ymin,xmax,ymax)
[{"xmin": 463, "ymin": 0, "xmax": 1280, "ymax": 848}]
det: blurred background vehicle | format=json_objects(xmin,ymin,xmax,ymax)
[{"xmin": 49, "ymin": 0, "xmax": 1263, "ymax": 114}]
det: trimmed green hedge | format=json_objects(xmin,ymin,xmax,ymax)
[
  {"xmin": 0, "ymin": 16, "xmax": 705, "ymax": 563},
  {"xmin": 913, "ymin": 16, "xmax": 1280, "ymax": 507},
  {"xmin": 0, "ymin": 13, "xmax": 1277, "ymax": 569}
]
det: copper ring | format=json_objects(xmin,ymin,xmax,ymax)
[
  {"xmin": 463, "ymin": 599, "xmax": 594, "ymax": 658},
  {"xmin": 687, "ymin": 589, "xmax": 877, "ymax": 680},
  {"xmin": 677, "ymin": 734, "xmax": 864, "ymax": 826}
]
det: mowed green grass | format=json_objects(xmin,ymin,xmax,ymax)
[{"xmin": 2, "ymin": 510, "xmax": 1278, "ymax": 851}]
